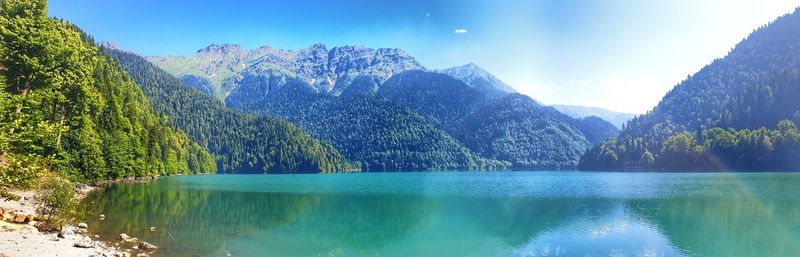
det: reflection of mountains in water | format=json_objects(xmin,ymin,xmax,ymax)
[{"xmin": 511, "ymin": 202, "xmax": 689, "ymax": 257}]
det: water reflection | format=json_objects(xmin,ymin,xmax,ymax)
[
  {"xmin": 629, "ymin": 198, "xmax": 800, "ymax": 256},
  {"xmin": 81, "ymin": 173, "xmax": 800, "ymax": 257}
]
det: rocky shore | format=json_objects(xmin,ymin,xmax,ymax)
[{"xmin": 0, "ymin": 178, "xmax": 163, "ymax": 257}]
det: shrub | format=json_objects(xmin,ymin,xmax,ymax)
[
  {"xmin": 34, "ymin": 176, "xmax": 77, "ymax": 231},
  {"xmin": 0, "ymin": 155, "xmax": 44, "ymax": 201}
]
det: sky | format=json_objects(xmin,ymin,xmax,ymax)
[{"xmin": 49, "ymin": 0, "xmax": 800, "ymax": 114}]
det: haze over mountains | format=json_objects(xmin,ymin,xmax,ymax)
[
  {"xmin": 552, "ymin": 105, "xmax": 636, "ymax": 129},
  {"xmin": 581, "ymin": 7, "xmax": 800, "ymax": 171}
]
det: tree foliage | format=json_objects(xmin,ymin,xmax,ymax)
[{"xmin": 0, "ymin": 0, "xmax": 215, "ymax": 185}]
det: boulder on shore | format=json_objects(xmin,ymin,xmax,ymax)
[
  {"xmin": 58, "ymin": 227, "xmax": 75, "ymax": 238},
  {"xmin": 138, "ymin": 241, "xmax": 158, "ymax": 251},
  {"xmin": 73, "ymin": 236, "xmax": 95, "ymax": 248},
  {"xmin": 118, "ymin": 233, "xmax": 140, "ymax": 244}
]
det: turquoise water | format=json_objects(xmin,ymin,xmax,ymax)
[{"xmin": 82, "ymin": 172, "xmax": 800, "ymax": 257}]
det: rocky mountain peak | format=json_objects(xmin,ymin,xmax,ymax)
[
  {"xmin": 98, "ymin": 41, "xmax": 123, "ymax": 51},
  {"xmin": 198, "ymin": 44, "xmax": 244, "ymax": 54},
  {"xmin": 436, "ymin": 63, "xmax": 517, "ymax": 97}
]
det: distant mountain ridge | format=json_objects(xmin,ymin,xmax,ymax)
[
  {"xmin": 552, "ymin": 105, "xmax": 636, "ymax": 129},
  {"xmin": 147, "ymin": 43, "xmax": 424, "ymax": 99}
]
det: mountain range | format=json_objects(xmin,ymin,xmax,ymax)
[
  {"xmin": 145, "ymin": 43, "xmax": 619, "ymax": 170},
  {"xmin": 147, "ymin": 44, "xmax": 424, "ymax": 99}
]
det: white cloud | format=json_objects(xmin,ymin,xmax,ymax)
[{"xmin": 454, "ymin": 28, "xmax": 468, "ymax": 34}]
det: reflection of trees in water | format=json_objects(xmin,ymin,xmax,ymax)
[
  {"xmin": 82, "ymin": 178, "xmax": 323, "ymax": 256},
  {"xmin": 85, "ymin": 177, "xmax": 800, "ymax": 257},
  {"xmin": 465, "ymin": 197, "xmax": 616, "ymax": 247},
  {"xmin": 627, "ymin": 197, "xmax": 800, "ymax": 256},
  {"xmin": 245, "ymin": 193, "xmax": 439, "ymax": 255}
]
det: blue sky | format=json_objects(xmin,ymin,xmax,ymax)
[{"xmin": 50, "ymin": 0, "xmax": 800, "ymax": 113}]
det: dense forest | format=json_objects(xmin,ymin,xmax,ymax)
[
  {"xmin": 0, "ymin": 0, "xmax": 215, "ymax": 186},
  {"xmin": 580, "ymin": 8, "xmax": 800, "ymax": 171},
  {"xmin": 379, "ymin": 70, "xmax": 616, "ymax": 169},
  {"xmin": 225, "ymin": 75, "xmax": 506, "ymax": 171},
  {"xmin": 105, "ymin": 49, "xmax": 353, "ymax": 173},
  {"xmin": 580, "ymin": 120, "xmax": 800, "ymax": 171}
]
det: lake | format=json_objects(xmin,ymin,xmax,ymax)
[{"xmin": 81, "ymin": 172, "xmax": 800, "ymax": 257}]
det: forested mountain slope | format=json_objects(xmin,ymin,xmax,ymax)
[
  {"xmin": 379, "ymin": 70, "xmax": 615, "ymax": 169},
  {"xmin": 0, "ymin": 0, "xmax": 215, "ymax": 183},
  {"xmin": 581, "ymin": 8, "xmax": 800, "ymax": 171},
  {"xmin": 106, "ymin": 50, "xmax": 352, "ymax": 173},
  {"xmin": 226, "ymin": 77, "xmax": 506, "ymax": 171}
]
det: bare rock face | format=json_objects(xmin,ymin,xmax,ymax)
[{"xmin": 149, "ymin": 43, "xmax": 424, "ymax": 103}]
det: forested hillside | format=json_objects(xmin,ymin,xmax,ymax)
[
  {"xmin": 105, "ymin": 50, "xmax": 353, "ymax": 173},
  {"xmin": 226, "ymin": 78, "xmax": 506, "ymax": 171},
  {"xmin": 380, "ymin": 71, "xmax": 611, "ymax": 169},
  {"xmin": 580, "ymin": 8, "xmax": 800, "ymax": 171},
  {"xmin": 0, "ymin": 0, "xmax": 215, "ymax": 185}
]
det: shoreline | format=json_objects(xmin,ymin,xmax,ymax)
[{"xmin": 0, "ymin": 176, "xmax": 166, "ymax": 257}]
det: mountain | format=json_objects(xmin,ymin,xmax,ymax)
[
  {"xmin": 147, "ymin": 43, "xmax": 424, "ymax": 100},
  {"xmin": 580, "ymin": 7, "xmax": 800, "ymax": 171},
  {"xmin": 436, "ymin": 63, "xmax": 517, "ymax": 98},
  {"xmin": 225, "ymin": 75, "xmax": 507, "ymax": 171},
  {"xmin": 574, "ymin": 116, "xmax": 621, "ymax": 144},
  {"xmin": 379, "ymin": 70, "xmax": 605, "ymax": 169},
  {"xmin": 152, "ymin": 44, "xmax": 617, "ymax": 170},
  {"xmin": 0, "ymin": 0, "xmax": 215, "ymax": 183},
  {"xmin": 552, "ymin": 105, "xmax": 636, "ymax": 129},
  {"xmin": 105, "ymin": 49, "xmax": 353, "ymax": 173}
]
